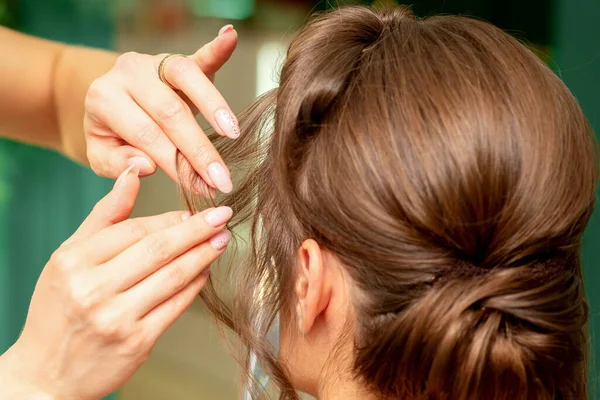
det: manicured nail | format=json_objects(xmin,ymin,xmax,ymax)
[
  {"xmin": 204, "ymin": 206, "xmax": 233, "ymax": 227},
  {"xmin": 214, "ymin": 109, "xmax": 240, "ymax": 139},
  {"xmin": 127, "ymin": 157, "xmax": 154, "ymax": 176},
  {"xmin": 181, "ymin": 211, "xmax": 191, "ymax": 221},
  {"xmin": 115, "ymin": 164, "xmax": 139, "ymax": 187},
  {"xmin": 218, "ymin": 24, "xmax": 234, "ymax": 36},
  {"xmin": 207, "ymin": 162, "xmax": 233, "ymax": 193},
  {"xmin": 210, "ymin": 230, "xmax": 232, "ymax": 250}
]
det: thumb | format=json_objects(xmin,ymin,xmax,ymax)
[
  {"xmin": 65, "ymin": 165, "xmax": 141, "ymax": 245},
  {"xmin": 190, "ymin": 25, "xmax": 238, "ymax": 82},
  {"xmin": 116, "ymin": 146, "xmax": 157, "ymax": 178},
  {"xmin": 88, "ymin": 135, "xmax": 157, "ymax": 179}
]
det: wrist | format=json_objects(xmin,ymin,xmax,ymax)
[
  {"xmin": 0, "ymin": 343, "xmax": 58, "ymax": 400},
  {"xmin": 51, "ymin": 43, "xmax": 77, "ymax": 161},
  {"xmin": 53, "ymin": 44, "xmax": 118, "ymax": 165}
]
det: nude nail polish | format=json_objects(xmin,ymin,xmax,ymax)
[
  {"xmin": 115, "ymin": 164, "xmax": 139, "ymax": 187},
  {"xmin": 207, "ymin": 162, "xmax": 233, "ymax": 193},
  {"xmin": 215, "ymin": 109, "xmax": 240, "ymax": 139},
  {"xmin": 219, "ymin": 24, "xmax": 234, "ymax": 36},
  {"xmin": 204, "ymin": 206, "xmax": 233, "ymax": 227},
  {"xmin": 210, "ymin": 230, "xmax": 232, "ymax": 250},
  {"xmin": 126, "ymin": 157, "xmax": 153, "ymax": 176}
]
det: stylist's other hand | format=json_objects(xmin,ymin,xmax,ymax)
[
  {"xmin": 2, "ymin": 166, "xmax": 232, "ymax": 400},
  {"xmin": 84, "ymin": 25, "xmax": 238, "ymax": 195}
]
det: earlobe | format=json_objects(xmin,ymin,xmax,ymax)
[{"xmin": 295, "ymin": 239, "xmax": 331, "ymax": 334}]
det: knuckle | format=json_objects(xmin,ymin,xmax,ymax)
[
  {"xmin": 91, "ymin": 310, "xmax": 128, "ymax": 342},
  {"xmin": 84, "ymin": 78, "xmax": 104, "ymax": 109},
  {"xmin": 68, "ymin": 277, "xmax": 102, "ymax": 312},
  {"xmin": 84, "ymin": 78, "xmax": 114, "ymax": 123},
  {"xmin": 171, "ymin": 295, "xmax": 189, "ymax": 314},
  {"xmin": 120, "ymin": 333, "xmax": 150, "ymax": 357},
  {"xmin": 165, "ymin": 265, "xmax": 187, "ymax": 294},
  {"xmin": 155, "ymin": 99, "xmax": 187, "ymax": 125},
  {"xmin": 51, "ymin": 249, "xmax": 80, "ymax": 272},
  {"xmin": 168, "ymin": 56, "xmax": 193, "ymax": 78},
  {"xmin": 144, "ymin": 235, "xmax": 171, "ymax": 264},
  {"xmin": 171, "ymin": 295, "xmax": 187, "ymax": 314},
  {"xmin": 115, "ymin": 51, "xmax": 141, "ymax": 71},
  {"xmin": 123, "ymin": 219, "xmax": 149, "ymax": 241},
  {"xmin": 170, "ymin": 290, "xmax": 195, "ymax": 315},
  {"xmin": 189, "ymin": 144, "xmax": 215, "ymax": 168},
  {"xmin": 134, "ymin": 120, "xmax": 163, "ymax": 147}
]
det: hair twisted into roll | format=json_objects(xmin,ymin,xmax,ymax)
[{"xmin": 180, "ymin": 6, "xmax": 597, "ymax": 400}]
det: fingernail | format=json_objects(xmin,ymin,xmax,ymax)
[
  {"xmin": 214, "ymin": 109, "xmax": 240, "ymax": 139},
  {"xmin": 218, "ymin": 24, "xmax": 234, "ymax": 36},
  {"xmin": 115, "ymin": 164, "xmax": 139, "ymax": 187},
  {"xmin": 210, "ymin": 230, "xmax": 232, "ymax": 250},
  {"xmin": 181, "ymin": 211, "xmax": 191, "ymax": 221},
  {"xmin": 207, "ymin": 162, "xmax": 233, "ymax": 193},
  {"xmin": 127, "ymin": 157, "xmax": 154, "ymax": 176},
  {"xmin": 205, "ymin": 206, "xmax": 233, "ymax": 227}
]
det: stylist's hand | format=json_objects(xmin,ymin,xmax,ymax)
[
  {"xmin": 84, "ymin": 25, "xmax": 239, "ymax": 195},
  {"xmin": 2, "ymin": 166, "xmax": 232, "ymax": 400}
]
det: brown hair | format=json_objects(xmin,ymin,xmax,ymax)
[{"xmin": 181, "ymin": 6, "xmax": 598, "ymax": 400}]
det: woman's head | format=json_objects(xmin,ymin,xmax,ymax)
[{"xmin": 183, "ymin": 6, "xmax": 597, "ymax": 399}]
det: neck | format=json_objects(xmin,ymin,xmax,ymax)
[{"xmin": 317, "ymin": 377, "xmax": 378, "ymax": 400}]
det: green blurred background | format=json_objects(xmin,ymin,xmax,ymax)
[{"xmin": 0, "ymin": 0, "xmax": 598, "ymax": 399}]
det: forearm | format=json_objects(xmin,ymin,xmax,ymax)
[
  {"xmin": 53, "ymin": 45, "xmax": 118, "ymax": 165},
  {"xmin": 0, "ymin": 26, "xmax": 117, "ymax": 164},
  {"xmin": 0, "ymin": 27, "xmax": 63, "ymax": 152}
]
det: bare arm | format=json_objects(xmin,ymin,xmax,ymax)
[
  {"xmin": 0, "ymin": 25, "xmax": 239, "ymax": 194},
  {"xmin": 0, "ymin": 26, "xmax": 118, "ymax": 164}
]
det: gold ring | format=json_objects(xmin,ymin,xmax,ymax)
[{"xmin": 158, "ymin": 53, "xmax": 186, "ymax": 89}]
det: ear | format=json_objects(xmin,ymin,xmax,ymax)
[{"xmin": 295, "ymin": 239, "xmax": 332, "ymax": 334}]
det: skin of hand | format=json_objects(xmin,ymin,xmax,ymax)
[
  {"xmin": 0, "ymin": 25, "xmax": 238, "ymax": 194},
  {"xmin": 0, "ymin": 166, "xmax": 233, "ymax": 400},
  {"xmin": 83, "ymin": 25, "xmax": 239, "ymax": 195}
]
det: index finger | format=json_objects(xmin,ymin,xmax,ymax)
[
  {"xmin": 162, "ymin": 55, "xmax": 240, "ymax": 140},
  {"xmin": 103, "ymin": 206, "xmax": 233, "ymax": 292},
  {"xmin": 128, "ymin": 66, "xmax": 233, "ymax": 194},
  {"xmin": 66, "ymin": 210, "xmax": 190, "ymax": 264}
]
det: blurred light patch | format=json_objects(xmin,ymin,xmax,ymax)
[
  {"xmin": 188, "ymin": 0, "xmax": 254, "ymax": 20},
  {"xmin": 256, "ymin": 41, "xmax": 287, "ymax": 96}
]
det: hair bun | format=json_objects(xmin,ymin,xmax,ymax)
[{"xmin": 355, "ymin": 258, "xmax": 587, "ymax": 399}]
